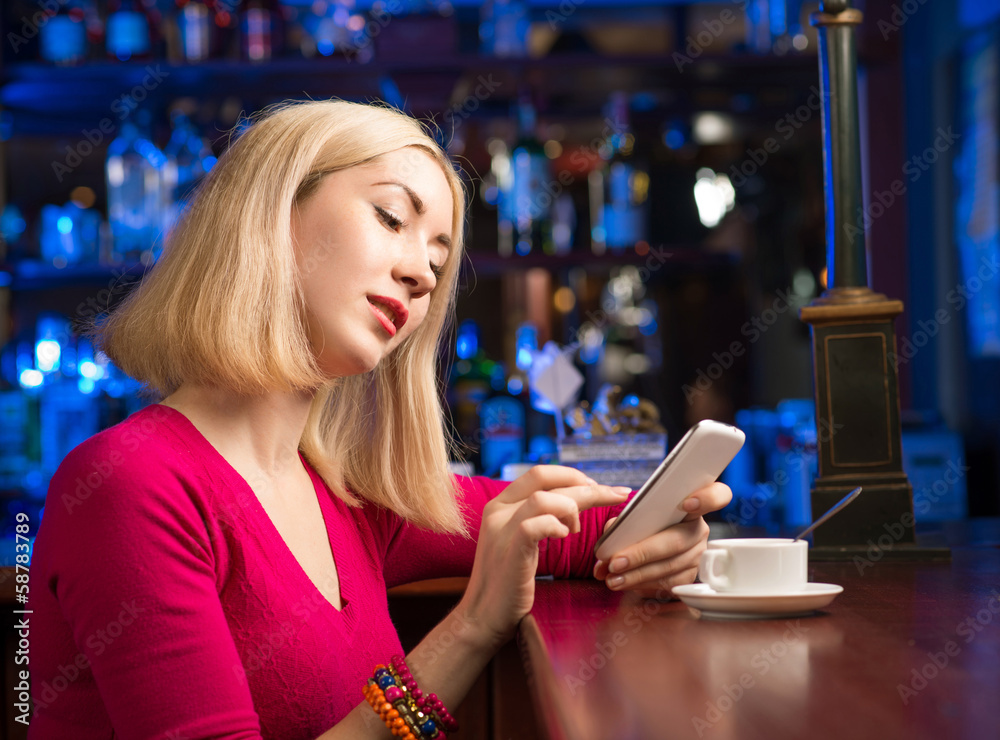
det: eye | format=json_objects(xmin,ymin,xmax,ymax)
[
  {"xmin": 430, "ymin": 263, "xmax": 445, "ymax": 280},
  {"xmin": 374, "ymin": 204, "xmax": 405, "ymax": 231}
]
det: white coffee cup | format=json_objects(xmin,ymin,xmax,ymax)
[{"xmin": 698, "ymin": 538, "xmax": 808, "ymax": 594}]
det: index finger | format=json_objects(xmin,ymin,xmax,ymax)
[
  {"xmin": 497, "ymin": 464, "xmax": 599, "ymax": 504},
  {"xmin": 556, "ymin": 483, "xmax": 633, "ymax": 514}
]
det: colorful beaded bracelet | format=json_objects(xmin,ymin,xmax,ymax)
[
  {"xmin": 363, "ymin": 655, "xmax": 459, "ymax": 739},
  {"xmin": 387, "ymin": 656, "xmax": 459, "ymax": 734}
]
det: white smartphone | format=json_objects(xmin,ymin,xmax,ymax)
[{"xmin": 594, "ymin": 420, "xmax": 746, "ymax": 562}]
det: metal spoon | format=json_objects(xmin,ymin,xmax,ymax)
[{"xmin": 794, "ymin": 486, "xmax": 863, "ymax": 541}]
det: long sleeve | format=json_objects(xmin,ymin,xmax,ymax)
[
  {"xmin": 374, "ymin": 475, "xmax": 631, "ymax": 588},
  {"xmin": 29, "ymin": 435, "xmax": 263, "ymax": 739}
]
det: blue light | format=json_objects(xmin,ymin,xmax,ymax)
[
  {"xmin": 516, "ymin": 346, "xmax": 533, "ymax": 370},
  {"xmin": 456, "ymin": 320, "xmax": 478, "ymax": 360},
  {"xmin": 79, "ymin": 360, "xmax": 100, "ymax": 379},
  {"xmin": 515, "ymin": 324, "xmax": 537, "ymax": 370},
  {"xmin": 638, "ymin": 318, "xmax": 659, "ymax": 336},
  {"xmin": 19, "ymin": 369, "xmax": 43, "ymax": 388},
  {"xmin": 515, "ymin": 240, "xmax": 531, "ymax": 256},
  {"xmin": 78, "ymin": 377, "xmax": 96, "ymax": 395},
  {"xmin": 36, "ymin": 339, "xmax": 61, "ymax": 373},
  {"xmin": 317, "ymin": 39, "xmax": 334, "ymax": 56},
  {"xmin": 204, "ymin": 155, "xmax": 217, "ymax": 172},
  {"xmin": 507, "ymin": 376, "xmax": 524, "ymax": 395},
  {"xmin": 663, "ymin": 128, "xmax": 685, "ymax": 150},
  {"xmin": 580, "ymin": 341, "xmax": 603, "ymax": 365},
  {"xmin": 57, "ymin": 215, "xmax": 73, "ymax": 235}
]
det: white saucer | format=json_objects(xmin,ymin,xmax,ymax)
[{"xmin": 671, "ymin": 583, "xmax": 844, "ymax": 620}]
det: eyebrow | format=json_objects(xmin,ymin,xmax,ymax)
[{"xmin": 373, "ymin": 180, "xmax": 452, "ymax": 250}]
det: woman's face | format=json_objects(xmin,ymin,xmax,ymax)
[{"xmin": 292, "ymin": 146, "xmax": 454, "ymax": 378}]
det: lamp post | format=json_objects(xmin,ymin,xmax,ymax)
[{"xmin": 799, "ymin": 0, "xmax": 946, "ymax": 558}]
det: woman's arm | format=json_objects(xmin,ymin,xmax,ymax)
[
  {"xmin": 322, "ymin": 467, "xmax": 633, "ymax": 740},
  {"xmin": 30, "ymin": 444, "xmax": 264, "ymax": 738},
  {"xmin": 314, "ymin": 606, "xmax": 499, "ymax": 740},
  {"xmin": 377, "ymin": 473, "xmax": 632, "ymax": 587}
]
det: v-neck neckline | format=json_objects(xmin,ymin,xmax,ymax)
[{"xmin": 152, "ymin": 403, "xmax": 355, "ymax": 619}]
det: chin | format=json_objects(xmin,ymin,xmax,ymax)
[{"xmin": 314, "ymin": 346, "xmax": 380, "ymax": 378}]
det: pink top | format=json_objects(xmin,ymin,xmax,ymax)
[{"xmin": 29, "ymin": 403, "xmax": 622, "ymax": 739}]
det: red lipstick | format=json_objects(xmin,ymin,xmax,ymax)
[{"xmin": 367, "ymin": 296, "xmax": 408, "ymax": 337}]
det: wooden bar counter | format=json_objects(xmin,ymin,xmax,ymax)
[
  {"xmin": 5, "ymin": 523, "xmax": 998, "ymax": 739},
  {"xmin": 517, "ymin": 523, "xmax": 1000, "ymax": 740}
]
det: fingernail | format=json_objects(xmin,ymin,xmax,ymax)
[
  {"xmin": 682, "ymin": 497, "xmax": 700, "ymax": 511},
  {"xmin": 610, "ymin": 556, "xmax": 629, "ymax": 573},
  {"xmin": 608, "ymin": 575, "xmax": 625, "ymax": 589},
  {"xmin": 612, "ymin": 486, "xmax": 632, "ymax": 495}
]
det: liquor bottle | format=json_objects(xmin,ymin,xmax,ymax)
[
  {"xmin": 479, "ymin": 363, "xmax": 526, "ymax": 478},
  {"xmin": 479, "ymin": 0, "xmax": 529, "ymax": 58},
  {"xmin": 497, "ymin": 91, "xmax": 554, "ymax": 256},
  {"xmin": 589, "ymin": 92, "xmax": 650, "ymax": 254},
  {"xmin": 39, "ymin": 1, "xmax": 89, "ymax": 65},
  {"xmin": 106, "ymin": 0, "xmax": 154, "ymax": 61},
  {"xmin": 106, "ymin": 112, "xmax": 170, "ymax": 264},
  {"xmin": 170, "ymin": 0, "xmax": 213, "ymax": 62},
  {"xmin": 299, "ymin": 1, "xmax": 358, "ymax": 59},
  {"xmin": 39, "ymin": 201, "xmax": 101, "ymax": 266},
  {"xmin": 240, "ymin": 0, "xmax": 285, "ymax": 62},
  {"xmin": 34, "ymin": 318, "xmax": 100, "ymax": 483},
  {"xmin": 447, "ymin": 320, "xmax": 495, "ymax": 471},
  {"xmin": 164, "ymin": 110, "xmax": 216, "ymax": 230}
]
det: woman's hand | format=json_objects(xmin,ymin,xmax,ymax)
[
  {"xmin": 593, "ymin": 481, "xmax": 732, "ymax": 598},
  {"xmin": 456, "ymin": 465, "xmax": 631, "ymax": 648}
]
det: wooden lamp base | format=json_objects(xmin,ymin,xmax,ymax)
[{"xmin": 800, "ymin": 292, "xmax": 950, "ymax": 561}]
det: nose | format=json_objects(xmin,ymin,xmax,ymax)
[{"xmin": 394, "ymin": 238, "xmax": 438, "ymax": 298}]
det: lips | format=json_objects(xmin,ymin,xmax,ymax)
[{"xmin": 367, "ymin": 295, "xmax": 408, "ymax": 337}]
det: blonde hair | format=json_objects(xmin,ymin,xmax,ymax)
[{"xmin": 96, "ymin": 100, "xmax": 468, "ymax": 533}]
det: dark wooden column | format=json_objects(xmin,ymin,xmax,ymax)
[{"xmin": 799, "ymin": 1, "xmax": 944, "ymax": 558}]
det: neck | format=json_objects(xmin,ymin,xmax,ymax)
[{"xmin": 159, "ymin": 384, "xmax": 317, "ymax": 483}]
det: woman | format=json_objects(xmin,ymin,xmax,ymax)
[{"xmin": 28, "ymin": 100, "xmax": 730, "ymax": 739}]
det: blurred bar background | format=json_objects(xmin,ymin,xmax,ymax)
[{"xmin": 0, "ymin": 0, "xmax": 997, "ymax": 545}]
